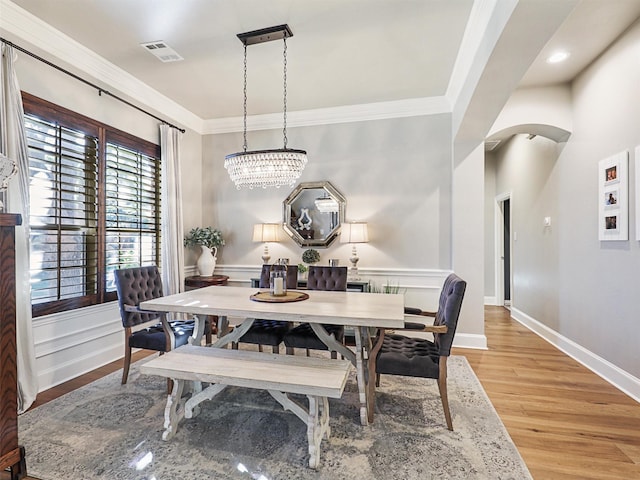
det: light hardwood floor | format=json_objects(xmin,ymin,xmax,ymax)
[
  {"xmin": 455, "ymin": 306, "xmax": 640, "ymax": 480},
  {"xmin": 4, "ymin": 306, "xmax": 640, "ymax": 479}
]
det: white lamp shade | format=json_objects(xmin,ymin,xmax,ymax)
[
  {"xmin": 253, "ymin": 223, "xmax": 282, "ymax": 243},
  {"xmin": 340, "ymin": 222, "xmax": 369, "ymax": 244}
]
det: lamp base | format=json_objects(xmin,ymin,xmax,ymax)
[
  {"xmin": 261, "ymin": 245, "xmax": 271, "ymax": 264},
  {"xmin": 349, "ymin": 248, "xmax": 360, "ymax": 280}
]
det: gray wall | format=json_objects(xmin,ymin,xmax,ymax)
[
  {"xmin": 488, "ymin": 18, "xmax": 640, "ymax": 378},
  {"xmin": 492, "ymin": 134, "xmax": 561, "ymax": 325},
  {"xmin": 202, "ymin": 115, "xmax": 453, "ymax": 270}
]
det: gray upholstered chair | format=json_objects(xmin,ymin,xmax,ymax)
[
  {"xmin": 371, "ymin": 273, "xmax": 466, "ymax": 429},
  {"xmin": 114, "ymin": 265, "xmax": 211, "ymax": 384},
  {"xmin": 234, "ymin": 264, "xmax": 298, "ymax": 353},
  {"xmin": 283, "ymin": 265, "xmax": 347, "ymax": 359}
]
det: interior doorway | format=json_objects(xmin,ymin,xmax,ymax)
[{"xmin": 495, "ymin": 193, "xmax": 512, "ymax": 308}]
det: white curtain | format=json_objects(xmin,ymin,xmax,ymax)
[
  {"xmin": 160, "ymin": 124, "xmax": 185, "ymax": 295},
  {"xmin": 1, "ymin": 44, "xmax": 38, "ymax": 412}
]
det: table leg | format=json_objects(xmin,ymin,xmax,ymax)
[
  {"xmin": 309, "ymin": 323, "xmax": 370, "ymax": 425},
  {"xmin": 309, "ymin": 323, "xmax": 355, "ymax": 364},
  {"xmin": 353, "ymin": 326, "xmax": 370, "ymax": 426},
  {"xmin": 162, "ymin": 379, "xmax": 185, "ymax": 440},
  {"xmin": 211, "ymin": 316, "xmax": 255, "ymax": 348},
  {"xmin": 188, "ymin": 313, "xmax": 206, "ymax": 345}
]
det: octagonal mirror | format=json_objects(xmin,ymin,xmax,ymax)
[{"xmin": 283, "ymin": 181, "xmax": 346, "ymax": 248}]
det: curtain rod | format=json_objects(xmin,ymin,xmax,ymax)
[{"xmin": 1, "ymin": 37, "xmax": 186, "ymax": 133}]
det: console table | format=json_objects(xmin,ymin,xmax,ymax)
[
  {"xmin": 185, "ymin": 275, "xmax": 229, "ymax": 289},
  {"xmin": 250, "ymin": 278, "xmax": 369, "ymax": 292},
  {"xmin": 0, "ymin": 213, "xmax": 26, "ymax": 480}
]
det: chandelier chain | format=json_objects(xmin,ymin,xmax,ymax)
[
  {"xmin": 224, "ymin": 25, "xmax": 307, "ymax": 190},
  {"xmin": 283, "ymin": 36, "xmax": 288, "ymax": 150},
  {"xmin": 243, "ymin": 43, "xmax": 248, "ymax": 152}
]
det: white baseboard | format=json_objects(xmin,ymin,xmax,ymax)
[
  {"xmin": 455, "ymin": 333, "xmax": 488, "ymax": 350},
  {"xmin": 484, "ymin": 296, "xmax": 497, "ymax": 306},
  {"xmin": 511, "ymin": 307, "xmax": 640, "ymax": 403}
]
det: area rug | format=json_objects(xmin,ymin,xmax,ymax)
[{"xmin": 18, "ymin": 355, "xmax": 532, "ymax": 480}]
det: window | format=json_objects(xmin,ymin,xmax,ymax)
[{"xmin": 23, "ymin": 93, "xmax": 161, "ymax": 317}]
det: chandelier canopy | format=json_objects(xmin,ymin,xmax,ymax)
[{"xmin": 224, "ymin": 25, "xmax": 308, "ymax": 189}]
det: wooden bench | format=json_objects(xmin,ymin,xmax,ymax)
[{"xmin": 140, "ymin": 345, "xmax": 352, "ymax": 469}]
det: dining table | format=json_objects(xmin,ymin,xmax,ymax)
[{"xmin": 139, "ymin": 284, "xmax": 405, "ymax": 425}]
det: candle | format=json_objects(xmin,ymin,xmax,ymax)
[{"xmin": 274, "ymin": 276, "xmax": 284, "ymax": 296}]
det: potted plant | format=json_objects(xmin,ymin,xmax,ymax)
[
  {"xmin": 297, "ymin": 263, "xmax": 308, "ymax": 280},
  {"xmin": 302, "ymin": 248, "xmax": 320, "ymax": 265},
  {"xmin": 184, "ymin": 227, "xmax": 225, "ymax": 276}
]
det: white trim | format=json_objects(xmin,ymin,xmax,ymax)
[
  {"xmin": 446, "ymin": 0, "xmax": 502, "ymax": 106},
  {"xmin": 36, "ymin": 343, "xmax": 123, "ymax": 392},
  {"xmin": 202, "ymin": 97, "xmax": 451, "ymax": 134},
  {"xmin": 494, "ymin": 191, "xmax": 512, "ymax": 307},
  {"xmin": 511, "ymin": 307, "xmax": 640, "ymax": 403},
  {"xmin": 484, "ymin": 296, "xmax": 497, "ymax": 305},
  {"xmin": 455, "ymin": 333, "xmax": 488, "ymax": 350}
]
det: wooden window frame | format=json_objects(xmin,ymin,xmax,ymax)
[{"xmin": 22, "ymin": 92, "xmax": 161, "ymax": 317}]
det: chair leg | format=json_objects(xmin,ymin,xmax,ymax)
[
  {"xmin": 306, "ymin": 348, "xmax": 310, "ymax": 357},
  {"xmin": 330, "ymin": 350, "xmax": 337, "ymax": 359},
  {"xmin": 437, "ymin": 356, "xmax": 453, "ymax": 431},
  {"xmin": 258, "ymin": 344, "xmax": 263, "ymax": 353},
  {"xmin": 122, "ymin": 343, "xmax": 132, "ymax": 385},
  {"xmin": 375, "ymin": 373, "xmax": 380, "ymax": 387},
  {"xmin": 272, "ymin": 345, "xmax": 280, "ymax": 354},
  {"xmin": 205, "ymin": 318, "xmax": 212, "ymax": 345},
  {"xmin": 286, "ymin": 346, "xmax": 294, "ymax": 355}
]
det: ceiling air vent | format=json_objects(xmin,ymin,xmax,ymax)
[{"xmin": 140, "ymin": 41, "xmax": 183, "ymax": 63}]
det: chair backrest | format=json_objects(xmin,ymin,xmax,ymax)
[
  {"xmin": 114, "ymin": 266, "xmax": 165, "ymax": 328},
  {"xmin": 259, "ymin": 264, "xmax": 299, "ymax": 289},
  {"xmin": 433, "ymin": 273, "xmax": 467, "ymax": 356},
  {"xmin": 307, "ymin": 266, "xmax": 347, "ymax": 291}
]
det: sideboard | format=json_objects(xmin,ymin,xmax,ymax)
[
  {"xmin": 250, "ymin": 277, "xmax": 369, "ymax": 292},
  {"xmin": 0, "ymin": 213, "xmax": 26, "ymax": 479}
]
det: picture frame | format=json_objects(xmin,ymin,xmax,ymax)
[{"xmin": 598, "ymin": 151, "xmax": 628, "ymax": 241}]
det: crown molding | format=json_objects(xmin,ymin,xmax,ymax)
[
  {"xmin": 0, "ymin": 0, "xmax": 204, "ymax": 133},
  {"xmin": 202, "ymin": 96, "xmax": 452, "ymax": 135}
]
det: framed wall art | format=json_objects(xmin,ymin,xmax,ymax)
[{"xmin": 598, "ymin": 150, "xmax": 628, "ymax": 241}]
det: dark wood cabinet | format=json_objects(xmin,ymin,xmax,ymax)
[{"xmin": 0, "ymin": 213, "xmax": 26, "ymax": 479}]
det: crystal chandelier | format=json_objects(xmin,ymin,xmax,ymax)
[{"xmin": 225, "ymin": 25, "xmax": 307, "ymax": 189}]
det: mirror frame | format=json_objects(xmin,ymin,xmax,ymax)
[{"xmin": 283, "ymin": 181, "xmax": 346, "ymax": 248}]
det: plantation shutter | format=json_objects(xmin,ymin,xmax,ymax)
[
  {"xmin": 25, "ymin": 114, "xmax": 99, "ymax": 309},
  {"xmin": 104, "ymin": 141, "xmax": 161, "ymax": 293}
]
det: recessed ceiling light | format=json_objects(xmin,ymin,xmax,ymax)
[{"xmin": 547, "ymin": 51, "xmax": 570, "ymax": 64}]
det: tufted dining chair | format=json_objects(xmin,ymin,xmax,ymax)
[
  {"xmin": 234, "ymin": 264, "xmax": 298, "ymax": 353},
  {"xmin": 370, "ymin": 273, "xmax": 466, "ymax": 429},
  {"xmin": 283, "ymin": 265, "xmax": 347, "ymax": 359},
  {"xmin": 114, "ymin": 265, "xmax": 211, "ymax": 385}
]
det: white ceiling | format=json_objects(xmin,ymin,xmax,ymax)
[{"xmin": 5, "ymin": 0, "xmax": 640, "ymax": 123}]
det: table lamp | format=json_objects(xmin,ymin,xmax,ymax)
[
  {"xmin": 253, "ymin": 223, "xmax": 281, "ymax": 264},
  {"xmin": 340, "ymin": 222, "xmax": 369, "ymax": 280}
]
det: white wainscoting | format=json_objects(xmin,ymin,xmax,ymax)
[
  {"xmin": 32, "ymin": 302, "xmax": 123, "ymax": 392},
  {"xmin": 511, "ymin": 307, "xmax": 640, "ymax": 403},
  {"xmin": 33, "ymin": 265, "xmax": 485, "ymax": 392}
]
